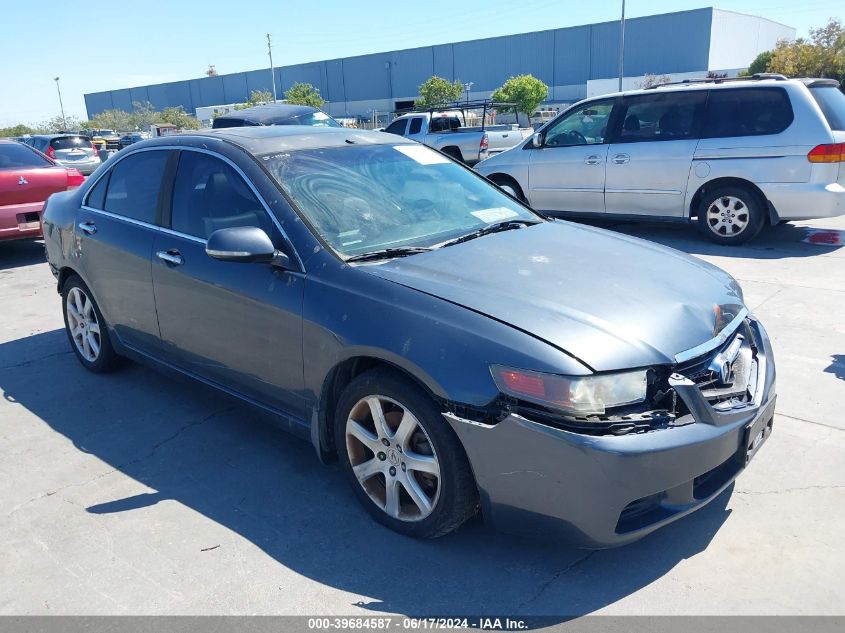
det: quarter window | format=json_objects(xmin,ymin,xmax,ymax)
[
  {"xmin": 408, "ymin": 118, "xmax": 423, "ymax": 134},
  {"xmin": 616, "ymin": 92, "xmax": 705, "ymax": 142},
  {"xmin": 702, "ymin": 88, "xmax": 793, "ymax": 138},
  {"xmin": 170, "ymin": 151, "xmax": 271, "ymax": 240},
  {"xmin": 543, "ymin": 101, "xmax": 614, "ymax": 147},
  {"xmin": 103, "ymin": 150, "xmax": 170, "ymax": 224}
]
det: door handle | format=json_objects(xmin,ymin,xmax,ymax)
[
  {"xmin": 584, "ymin": 155, "xmax": 602, "ymax": 165},
  {"xmin": 78, "ymin": 221, "xmax": 97, "ymax": 235},
  {"xmin": 612, "ymin": 153, "xmax": 630, "ymax": 164},
  {"xmin": 156, "ymin": 250, "xmax": 184, "ymax": 266}
]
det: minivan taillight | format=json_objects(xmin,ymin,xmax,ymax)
[
  {"xmin": 66, "ymin": 168, "xmax": 85, "ymax": 189},
  {"xmin": 808, "ymin": 143, "xmax": 845, "ymax": 163},
  {"xmin": 46, "ymin": 146, "xmax": 56, "ymax": 159}
]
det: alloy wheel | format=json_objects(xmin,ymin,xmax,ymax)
[
  {"xmin": 345, "ymin": 395, "xmax": 441, "ymax": 521},
  {"xmin": 66, "ymin": 286, "xmax": 101, "ymax": 362},
  {"xmin": 706, "ymin": 195, "xmax": 750, "ymax": 237}
]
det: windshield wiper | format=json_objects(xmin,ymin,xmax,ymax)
[
  {"xmin": 439, "ymin": 219, "xmax": 539, "ymax": 248},
  {"xmin": 345, "ymin": 246, "xmax": 432, "ymax": 263}
]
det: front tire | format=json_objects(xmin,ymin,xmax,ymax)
[
  {"xmin": 697, "ymin": 186, "xmax": 765, "ymax": 245},
  {"xmin": 62, "ymin": 276, "xmax": 121, "ymax": 373},
  {"xmin": 489, "ymin": 175, "xmax": 526, "ymax": 203},
  {"xmin": 335, "ymin": 368, "xmax": 478, "ymax": 538}
]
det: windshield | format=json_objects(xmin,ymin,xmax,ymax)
[
  {"xmin": 0, "ymin": 142, "xmax": 52, "ymax": 169},
  {"xmin": 809, "ymin": 86, "xmax": 845, "ymax": 131},
  {"xmin": 289, "ymin": 112, "xmax": 342, "ymax": 127},
  {"xmin": 262, "ymin": 143, "xmax": 538, "ymax": 257}
]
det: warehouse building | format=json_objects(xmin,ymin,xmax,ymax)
[{"xmin": 84, "ymin": 7, "xmax": 794, "ymax": 124}]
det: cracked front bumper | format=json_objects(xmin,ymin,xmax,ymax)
[{"xmin": 444, "ymin": 319, "xmax": 776, "ymax": 548}]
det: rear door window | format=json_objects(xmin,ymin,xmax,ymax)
[
  {"xmin": 384, "ymin": 119, "xmax": 408, "ymax": 136},
  {"xmin": 86, "ymin": 173, "xmax": 110, "ymax": 209},
  {"xmin": 104, "ymin": 151, "xmax": 170, "ymax": 224},
  {"xmin": 408, "ymin": 118, "xmax": 423, "ymax": 134},
  {"xmin": 0, "ymin": 142, "xmax": 52, "ymax": 169},
  {"xmin": 616, "ymin": 91, "xmax": 706, "ymax": 142},
  {"xmin": 809, "ymin": 86, "xmax": 845, "ymax": 131},
  {"xmin": 702, "ymin": 88, "xmax": 793, "ymax": 138}
]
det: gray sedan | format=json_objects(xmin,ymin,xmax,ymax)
[{"xmin": 41, "ymin": 126, "xmax": 776, "ymax": 546}]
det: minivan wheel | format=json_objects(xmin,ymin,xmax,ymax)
[
  {"xmin": 698, "ymin": 186, "xmax": 765, "ymax": 245},
  {"xmin": 335, "ymin": 368, "xmax": 478, "ymax": 538},
  {"xmin": 489, "ymin": 175, "xmax": 526, "ymax": 203},
  {"xmin": 62, "ymin": 276, "xmax": 120, "ymax": 372}
]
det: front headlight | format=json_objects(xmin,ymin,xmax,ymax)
[{"xmin": 491, "ymin": 365, "xmax": 648, "ymax": 416}]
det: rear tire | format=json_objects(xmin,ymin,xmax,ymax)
[
  {"xmin": 62, "ymin": 275, "xmax": 121, "ymax": 373},
  {"xmin": 334, "ymin": 368, "xmax": 478, "ymax": 538},
  {"xmin": 697, "ymin": 186, "xmax": 765, "ymax": 245}
]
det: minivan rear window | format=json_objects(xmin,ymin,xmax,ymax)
[
  {"xmin": 51, "ymin": 136, "xmax": 92, "ymax": 150},
  {"xmin": 809, "ymin": 86, "xmax": 845, "ymax": 131},
  {"xmin": 702, "ymin": 88, "xmax": 793, "ymax": 138}
]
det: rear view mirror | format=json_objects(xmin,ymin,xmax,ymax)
[{"xmin": 206, "ymin": 226, "xmax": 277, "ymax": 264}]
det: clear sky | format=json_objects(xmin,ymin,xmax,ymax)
[{"xmin": 1, "ymin": 0, "xmax": 840, "ymax": 126}]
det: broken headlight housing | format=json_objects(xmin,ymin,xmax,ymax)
[{"xmin": 491, "ymin": 365, "xmax": 648, "ymax": 417}]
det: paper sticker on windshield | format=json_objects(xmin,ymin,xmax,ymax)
[
  {"xmin": 393, "ymin": 145, "xmax": 451, "ymax": 165},
  {"xmin": 471, "ymin": 207, "xmax": 520, "ymax": 223}
]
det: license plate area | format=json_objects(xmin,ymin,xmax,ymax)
[{"xmin": 744, "ymin": 399, "xmax": 775, "ymax": 464}]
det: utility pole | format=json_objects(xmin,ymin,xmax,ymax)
[
  {"xmin": 267, "ymin": 33, "xmax": 277, "ymax": 102},
  {"xmin": 54, "ymin": 76, "xmax": 67, "ymax": 130},
  {"xmin": 464, "ymin": 81, "xmax": 474, "ymax": 104},
  {"xmin": 618, "ymin": 0, "xmax": 626, "ymax": 91}
]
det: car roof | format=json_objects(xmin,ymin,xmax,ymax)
[
  {"xmin": 214, "ymin": 103, "xmax": 323, "ymax": 124},
  {"xmin": 143, "ymin": 125, "xmax": 415, "ymax": 155},
  {"xmin": 589, "ymin": 76, "xmax": 834, "ymax": 101},
  {"xmin": 30, "ymin": 133, "xmax": 89, "ymax": 138}
]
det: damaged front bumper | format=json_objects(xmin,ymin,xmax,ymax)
[{"xmin": 444, "ymin": 317, "xmax": 776, "ymax": 548}]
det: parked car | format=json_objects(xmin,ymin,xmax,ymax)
[
  {"xmin": 24, "ymin": 134, "xmax": 101, "ymax": 175},
  {"xmin": 384, "ymin": 110, "xmax": 531, "ymax": 164},
  {"xmin": 0, "ymin": 140, "xmax": 84, "ymax": 241},
  {"xmin": 478, "ymin": 75, "xmax": 845, "ymax": 244},
  {"xmin": 42, "ymin": 126, "xmax": 775, "ymax": 546},
  {"xmin": 212, "ymin": 104, "xmax": 342, "ymax": 129},
  {"xmin": 118, "ymin": 133, "xmax": 145, "ymax": 149}
]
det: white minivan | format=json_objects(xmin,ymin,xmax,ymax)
[{"xmin": 476, "ymin": 75, "xmax": 845, "ymax": 244}]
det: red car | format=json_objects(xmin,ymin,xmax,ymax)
[{"xmin": 0, "ymin": 139, "xmax": 85, "ymax": 242}]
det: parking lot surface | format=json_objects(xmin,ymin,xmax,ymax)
[{"xmin": 1, "ymin": 217, "xmax": 843, "ymax": 617}]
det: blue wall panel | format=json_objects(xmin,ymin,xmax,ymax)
[
  {"xmin": 85, "ymin": 9, "xmax": 776, "ymax": 119},
  {"xmin": 222, "ymin": 73, "xmax": 248, "ymax": 104},
  {"xmin": 432, "ymin": 44, "xmax": 454, "ymax": 80}
]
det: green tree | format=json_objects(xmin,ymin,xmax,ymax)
[
  {"xmin": 284, "ymin": 82, "xmax": 325, "ymax": 107},
  {"xmin": 766, "ymin": 18, "xmax": 845, "ymax": 82},
  {"xmin": 490, "ymin": 74, "xmax": 549, "ymax": 124},
  {"xmin": 0, "ymin": 123, "xmax": 36, "ymax": 138},
  {"xmin": 129, "ymin": 101, "xmax": 159, "ymax": 130},
  {"xmin": 159, "ymin": 106, "xmax": 200, "ymax": 130},
  {"xmin": 640, "ymin": 73, "xmax": 672, "ymax": 88},
  {"xmin": 234, "ymin": 89, "xmax": 274, "ymax": 110},
  {"xmin": 416, "ymin": 76, "xmax": 464, "ymax": 108},
  {"xmin": 740, "ymin": 50, "xmax": 774, "ymax": 76},
  {"xmin": 87, "ymin": 108, "xmax": 133, "ymax": 132}
]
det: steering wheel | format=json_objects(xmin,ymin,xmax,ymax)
[{"xmin": 566, "ymin": 130, "xmax": 587, "ymax": 145}]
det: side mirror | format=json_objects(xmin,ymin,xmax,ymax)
[
  {"xmin": 529, "ymin": 132, "xmax": 543, "ymax": 149},
  {"xmin": 206, "ymin": 226, "xmax": 278, "ymax": 264}
]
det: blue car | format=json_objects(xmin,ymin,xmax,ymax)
[{"xmin": 41, "ymin": 126, "xmax": 776, "ymax": 546}]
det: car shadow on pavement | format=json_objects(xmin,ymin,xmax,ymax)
[
  {"xmin": 0, "ymin": 239, "xmax": 46, "ymax": 270},
  {"xmin": 0, "ymin": 329, "xmax": 733, "ymax": 620},
  {"xmin": 825, "ymin": 355, "xmax": 845, "ymax": 381},
  {"xmin": 578, "ymin": 219, "xmax": 842, "ymax": 260}
]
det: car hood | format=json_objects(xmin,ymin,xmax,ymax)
[{"xmin": 363, "ymin": 221, "xmax": 745, "ymax": 371}]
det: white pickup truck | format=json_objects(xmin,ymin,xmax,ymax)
[{"xmin": 383, "ymin": 110, "xmax": 533, "ymax": 165}]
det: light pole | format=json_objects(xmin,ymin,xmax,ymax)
[
  {"xmin": 54, "ymin": 76, "xmax": 67, "ymax": 130},
  {"xmin": 618, "ymin": 0, "xmax": 626, "ymax": 91},
  {"xmin": 463, "ymin": 81, "xmax": 474, "ymax": 104},
  {"xmin": 267, "ymin": 34, "xmax": 277, "ymax": 102}
]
